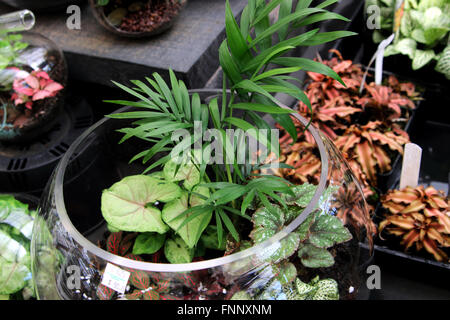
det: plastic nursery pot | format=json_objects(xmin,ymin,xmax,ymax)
[
  {"xmin": 0, "ymin": 0, "xmax": 83, "ymax": 12},
  {"xmin": 0, "ymin": 192, "xmax": 39, "ymax": 300},
  {"xmin": 89, "ymin": 0, "xmax": 187, "ymax": 38},
  {"xmin": 0, "ymin": 32, "xmax": 67, "ymax": 144},
  {"xmin": 31, "ymin": 90, "xmax": 374, "ymax": 300}
]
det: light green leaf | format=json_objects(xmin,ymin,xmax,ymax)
[
  {"xmin": 162, "ymin": 190, "xmax": 212, "ymax": 248},
  {"xmin": 101, "ymin": 175, "xmax": 181, "ymax": 233},
  {"xmin": 394, "ymin": 38, "xmax": 417, "ymax": 59},
  {"xmin": 412, "ymin": 49, "xmax": 436, "ymax": 70},
  {"xmin": 0, "ymin": 256, "xmax": 30, "ymax": 295},
  {"xmin": 164, "ymin": 236, "xmax": 194, "ymax": 264},
  {"xmin": 163, "ymin": 159, "xmax": 200, "ymax": 190}
]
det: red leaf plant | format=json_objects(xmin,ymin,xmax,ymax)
[
  {"xmin": 334, "ymin": 121, "xmax": 410, "ymax": 186},
  {"xmin": 10, "ymin": 69, "xmax": 64, "ymax": 110},
  {"xmin": 380, "ymin": 185, "xmax": 450, "ymax": 262}
]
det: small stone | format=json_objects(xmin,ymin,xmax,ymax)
[{"xmin": 107, "ymin": 8, "xmax": 128, "ymax": 26}]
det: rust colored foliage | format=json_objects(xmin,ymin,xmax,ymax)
[
  {"xmin": 334, "ymin": 121, "xmax": 409, "ymax": 186},
  {"xmin": 380, "ymin": 185, "xmax": 450, "ymax": 262}
]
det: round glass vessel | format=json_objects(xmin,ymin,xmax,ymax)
[
  {"xmin": 89, "ymin": 0, "xmax": 187, "ymax": 38},
  {"xmin": 31, "ymin": 90, "xmax": 374, "ymax": 300},
  {"xmin": 0, "ymin": 0, "xmax": 80, "ymax": 12},
  {"xmin": 0, "ymin": 31, "xmax": 67, "ymax": 143}
]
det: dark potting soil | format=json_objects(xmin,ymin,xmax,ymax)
[
  {"xmin": 103, "ymin": 0, "xmax": 181, "ymax": 33},
  {"xmin": 295, "ymin": 227, "xmax": 362, "ymax": 300}
]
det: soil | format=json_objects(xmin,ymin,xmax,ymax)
[
  {"xmin": 0, "ymin": 49, "xmax": 66, "ymax": 143},
  {"xmin": 101, "ymin": 0, "xmax": 181, "ymax": 34}
]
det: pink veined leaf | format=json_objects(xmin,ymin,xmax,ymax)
[
  {"xmin": 160, "ymin": 294, "xmax": 183, "ymax": 300},
  {"xmin": 97, "ymin": 284, "xmax": 115, "ymax": 300},
  {"xmin": 25, "ymin": 75, "xmax": 39, "ymax": 89},
  {"xmin": 32, "ymin": 90, "xmax": 53, "ymax": 101},
  {"xmin": 143, "ymin": 290, "xmax": 160, "ymax": 300},
  {"xmin": 125, "ymin": 291, "xmax": 144, "ymax": 300},
  {"xmin": 44, "ymin": 81, "xmax": 64, "ymax": 93},
  {"xmin": 106, "ymin": 232, "xmax": 123, "ymax": 255},
  {"xmin": 386, "ymin": 215, "xmax": 416, "ymax": 229},
  {"xmin": 320, "ymin": 106, "xmax": 361, "ymax": 118},
  {"xmin": 130, "ymin": 270, "xmax": 150, "ymax": 290},
  {"xmin": 424, "ymin": 208, "xmax": 450, "ymax": 233},
  {"xmin": 35, "ymin": 71, "xmax": 50, "ymax": 80}
]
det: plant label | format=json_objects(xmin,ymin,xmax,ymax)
[
  {"xmin": 400, "ymin": 143, "xmax": 422, "ymax": 189},
  {"xmin": 101, "ymin": 263, "xmax": 130, "ymax": 294}
]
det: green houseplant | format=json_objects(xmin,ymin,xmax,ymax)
[{"xmin": 32, "ymin": 0, "xmax": 374, "ymax": 301}]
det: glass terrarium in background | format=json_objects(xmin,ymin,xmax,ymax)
[
  {"xmin": 0, "ymin": 10, "xmax": 67, "ymax": 143},
  {"xmin": 0, "ymin": 193, "xmax": 38, "ymax": 300},
  {"xmin": 89, "ymin": 0, "xmax": 187, "ymax": 38},
  {"xmin": 31, "ymin": 89, "xmax": 374, "ymax": 301},
  {"xmin": 0, "ymin": 0, "xmax": 81, "ymax": 12}
]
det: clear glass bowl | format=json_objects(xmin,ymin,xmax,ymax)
[
  {"xmin": 0, "ymin": 32, "xmax": 67, "ymax": 143},
  {"xmin": 31, "ymin": 90, "xmax": 374, "ymax": 300}
]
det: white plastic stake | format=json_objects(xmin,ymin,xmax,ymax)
[
  {"xmin": 399, "ymin": 143, "xmax": 422, "ymax": 190},
  {"xmin": 374, "ymin": 33, "xmax": 395, "ymax": 85}
]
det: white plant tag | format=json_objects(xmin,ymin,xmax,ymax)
[
  {"xmin": 101, "ymin": 263, "xmax": 130, "ymax": 294},
  {"xmin": 399, "ymin": 143, "xmax": 422, "ymax": 190},
  {"xmin": 374, "ymin": 33, "xmax": 395, "ymax": 85}
]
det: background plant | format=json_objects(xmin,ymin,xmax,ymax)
[{"xmin": 380, "ymin": 185, "xmax": 450, "ymax": 262}]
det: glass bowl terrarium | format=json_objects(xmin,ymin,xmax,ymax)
[
  {"xmin": 0, "ymin": 0, "xmax": 81, "ymax": 12},
  {"xmin": 0, "ymin": 11, "xmax": 67, "ymax": 143},
  {"xmin": 89, "ymin": 0, "xmax": 187, "ymax": 38},
  {"xmin": 31, "ymin": 86, "xmax": 374, "ymax": 300},
  {"xmin": 0, "ymin": 193, "xmax": 38, "ymax": 300}
]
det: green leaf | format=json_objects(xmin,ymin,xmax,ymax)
[
  {"xmin": 0, "ymin": 256, "xmax": 30, "ymax": 295},
  {"xmin": 301, "ymin": 31, "xmax": 357, "ymax": 46},
  {"xmin": 225, "ymin": 0, "xmax": 251, "ymax": 64},
  {"xmin": 163, "ymin": 159, "xmax": 200, "ymax": 190},
  {"xmin": 252, "ymin": 66, "xmax": 302, "ymax": 81},
  {"xmin": 292, "ymin": 11, "xmax": 349, "ymax": 28},
  {"xmin": 162, "ymin": 189, "xmax": 212, "ymax": 248},
  {"xmin": 412, "ymin": 49, "xmax": 436, "ymax": 70},
  {"xmin": 201, "ymin": 225, "xmax": 226, "ymax": 250},
  {"xmin": 232, "ymin": 102, "xmax": 293, "ymax": 114},
  {"xmin": 297, "ymin": 243, "xmax": 334, "ymax": 268},
  {"xmin": 250, "ymin": 204, "xmax": 299, "ymax": 263},
  {"xmin": 132, "ymin": 233, "xmax": 166, "ymax": 255},
  {"xmin": 278, "ymin": 0, "xmax": 293, "ymax": 41},
  {"xmin": 101, "ymin": 175, "xmax": 181, "ymax": 233},
  {"xmin": 219, "ymin": 40, "xmax": 243, "ymax": 85},
  {"xmin": 394, "ymin": 38, "xmax": 417, "ymax": 59},
  {"xmin": 164, "ymin": 236, "xmax": 194, "ymax": 264}
]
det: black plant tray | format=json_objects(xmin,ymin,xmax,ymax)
[
  {"xmin": 0, "ymin": 91, "xmax": 93, "ymax": 195},
  {"xmin": 371, "ymin": 206, "xmax": 450, "ymax": 271}
]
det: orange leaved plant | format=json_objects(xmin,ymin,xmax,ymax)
[
  {"xmin": 380, "ymin": 185, "xmax": 450, "ymax": 262},
  {"xmin": 334, "ymin": 121, "xmax": 410, "ymax": 186}
]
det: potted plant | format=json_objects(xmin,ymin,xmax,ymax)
[
  {"xmin": 365, "ymin": 0, "xmax": 450, "ymax": 80},
  {"xmin": 275, "ymin": 50, "xmax": 420, "ymax": 195},
  {"xmin": 378, "ymin": 184, "xmax": 449, "ymax": 263},
  {"xmin": 0, "ymin": 12, "xmax": 66, "ymax": 143},
  {"xmin": 89, "ymin": 0, "xmax": 186, "ymax": 38},
  {"xmin": 32, "ymin": 0, "xmax": 374, "ymax": 300},
  {"xmin": 0, "ymin": 193, "xmax": 38, "ymax": 300}
]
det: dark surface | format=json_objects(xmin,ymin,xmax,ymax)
[{"xmin": 0, "ymin": 0, "xmax": 247, "ymax": 88}]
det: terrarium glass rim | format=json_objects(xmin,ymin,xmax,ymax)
[{"xmin": 51, "ymin": 89, "xmax": 329, "ymax": 272}]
